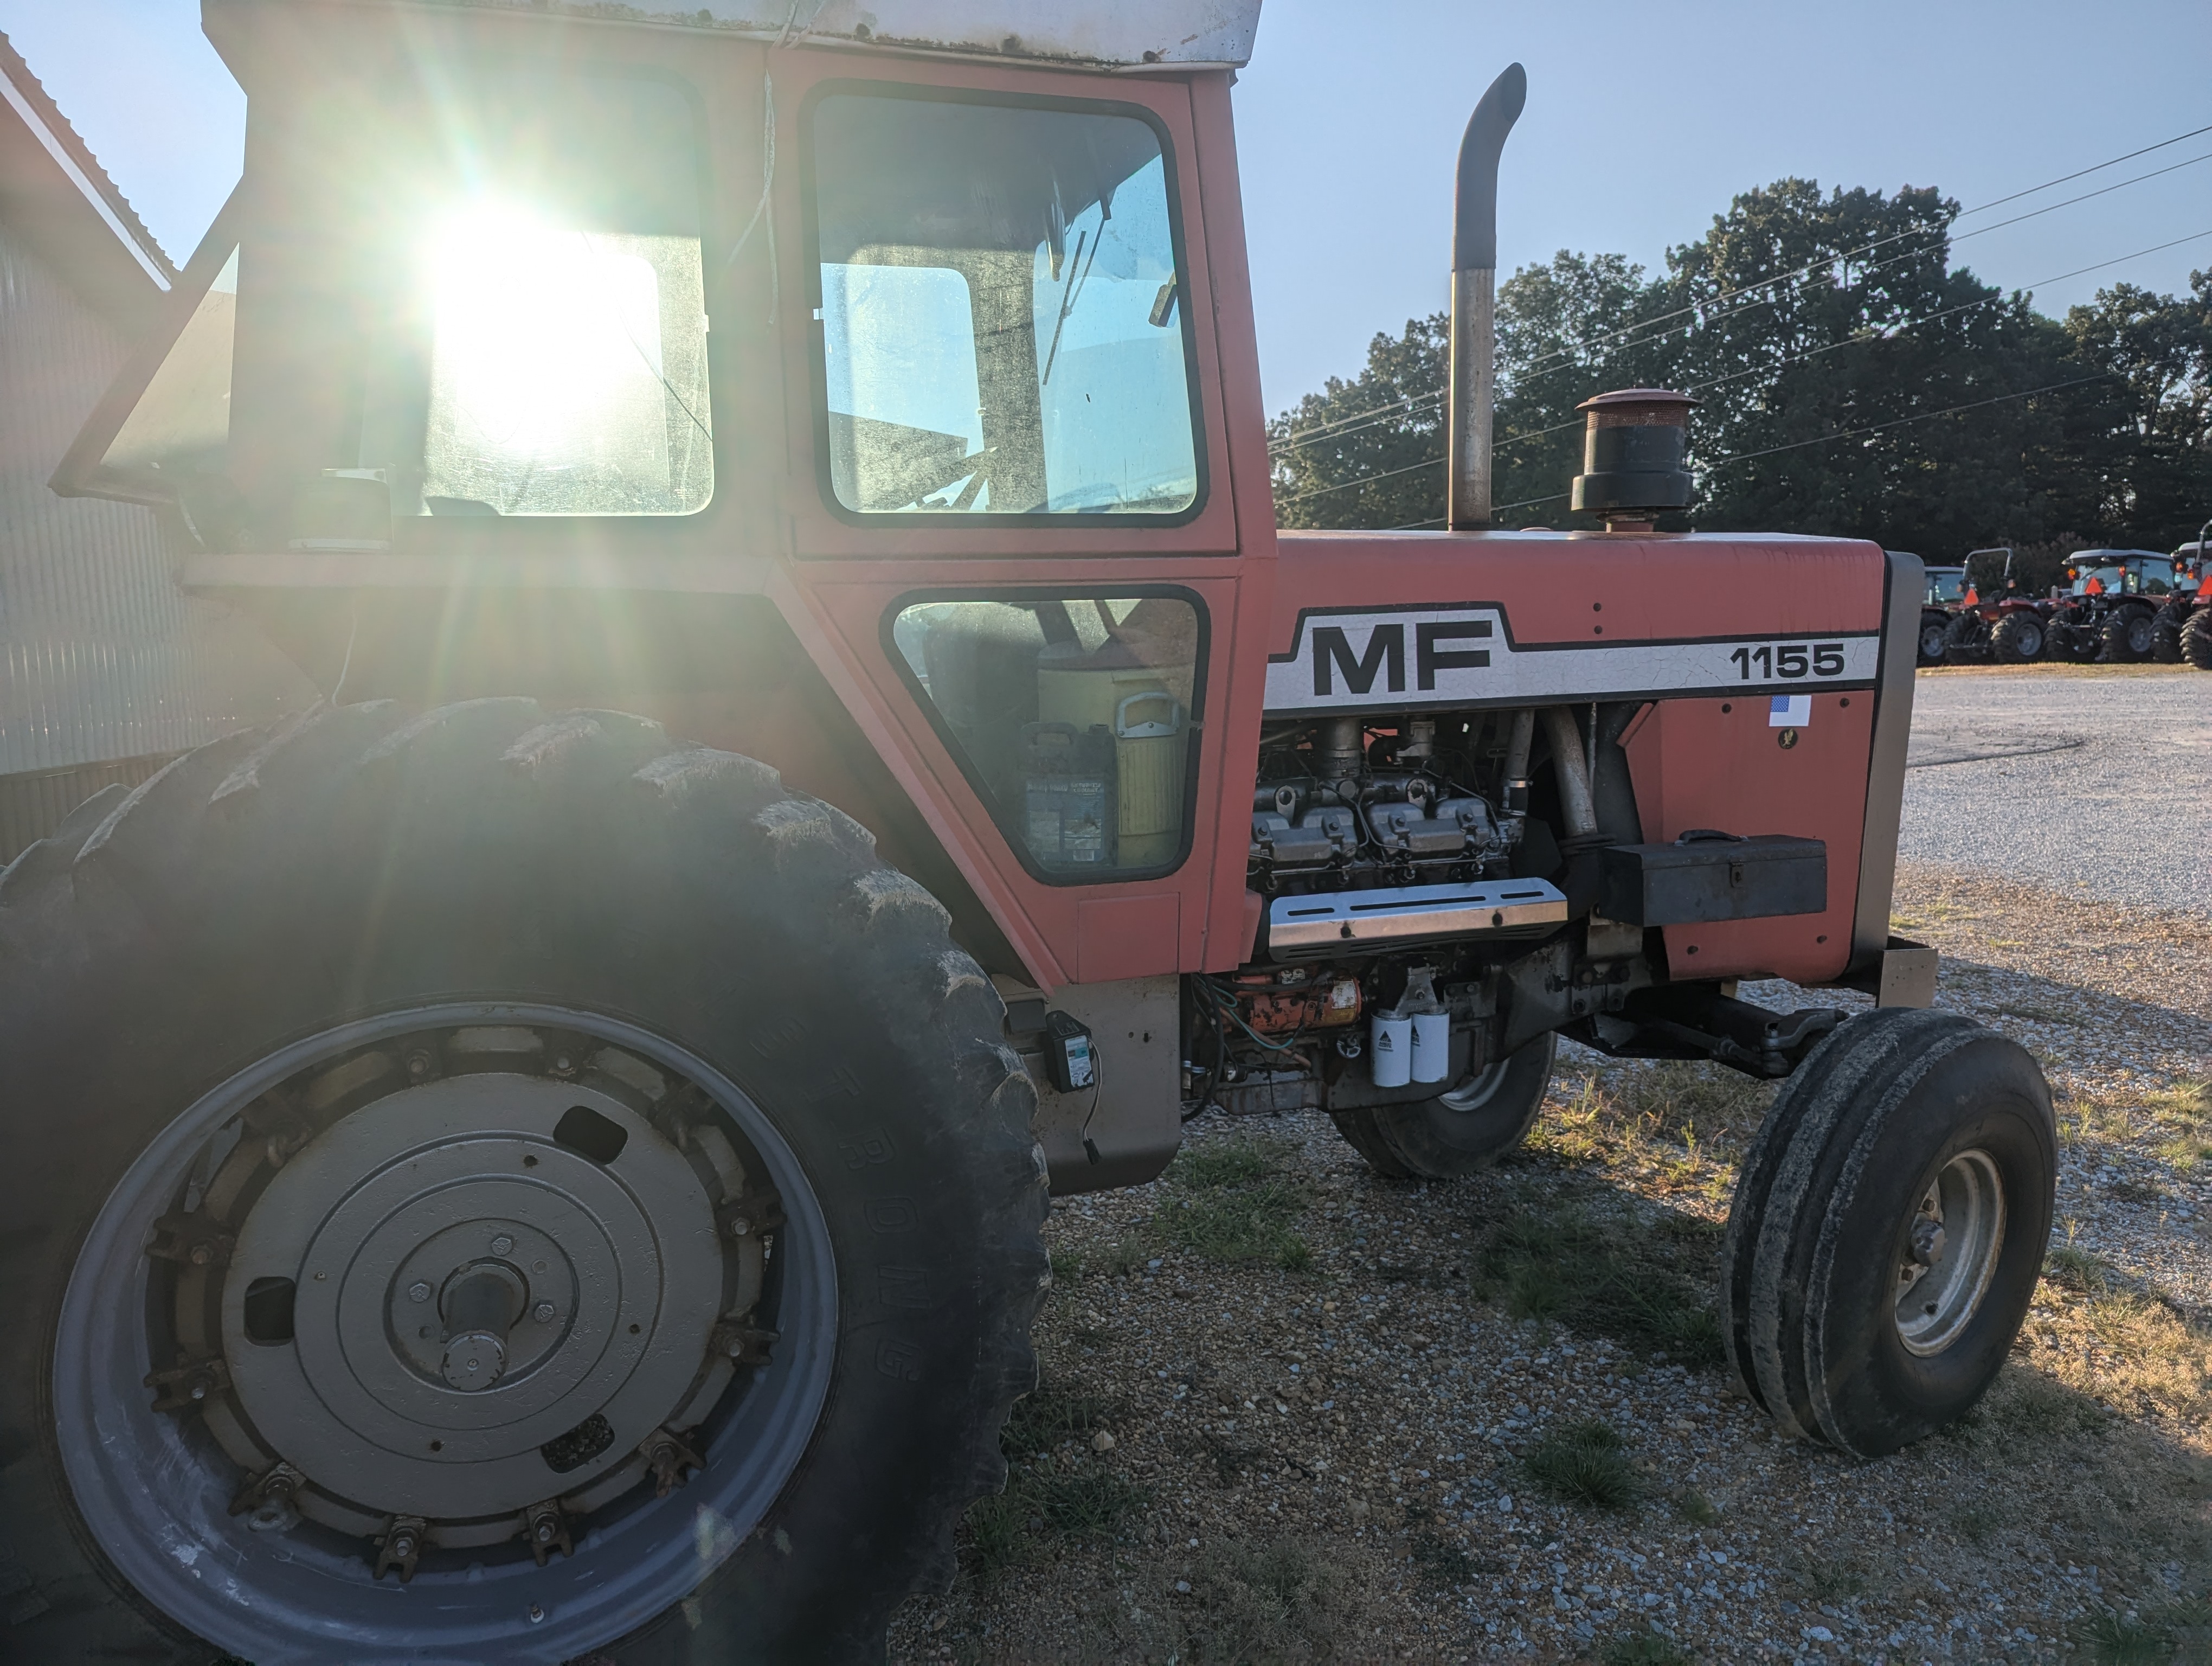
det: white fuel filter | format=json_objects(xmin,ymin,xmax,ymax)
[
  {"xmin": 1410, "ymin": 1011, "xmax": 1452, "ymax": 1084},
  {"xmin": 1369, "ymin": 1013, "xmax": 1413, "ymax": 1088}
]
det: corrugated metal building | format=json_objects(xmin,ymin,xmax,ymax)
[{"xmin": 0, "ymin": 33, "xmax": 311, "ymax": 860}]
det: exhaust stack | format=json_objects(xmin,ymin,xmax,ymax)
[{"xmin": 1447, "ymin": 63, "xmax": 1527, "ymax": 531}]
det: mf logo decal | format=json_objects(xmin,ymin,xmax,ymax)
[{"xmin": 1265, "ymin": 604, "xmax": 1880, "ymax": 713}]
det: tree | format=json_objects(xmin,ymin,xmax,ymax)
[{"xmin": 1269, "ymin": 177, "xmax": 2212, "ymax": 557}]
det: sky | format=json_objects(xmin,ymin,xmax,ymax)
[{"xmin": 6, "ymin": 0, "xmax": 2209, "ymax": 411}]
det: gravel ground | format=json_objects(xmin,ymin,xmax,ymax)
[
  {"xmin": 888, "ymin": 868, "xmax": 2210, "ymax": 1664},
  {"xmin": 1901, "ymin": 664, "xmax": 2211, "ymax": 914}
]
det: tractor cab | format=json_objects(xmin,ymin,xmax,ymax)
[{"xmin": 2066, "ymin": 550, "xmax": 2173, "ymax": 597}]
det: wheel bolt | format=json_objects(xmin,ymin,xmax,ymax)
[
  {"xmin": 491, "ymin": 1234, "xmax": 515, "ymax": 1257},
  {"xmin": 533, "ymin": 1300, "xmax": 556, "ymax": 1324},
  {"xmin": 409, "ymin": 1281, "xmax": 433, "ymax": 1303},
  {"xmin": 726, "ymin": 1216, "xmax": 751, "ymax": 1239}
]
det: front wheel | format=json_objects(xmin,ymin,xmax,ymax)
[
  {"xmin": 1917, "ymin": 612, "xmax": 1951, "ymax": 667},
  {"xmin": 1941, "ymin": 613, "xmax": 1989, "ymax": 665},
  {"xmin": 0, "ymin": 700, "xmax": 1047, "ymax": 1664},
  {"xmin": 1721, "ymin": 1010, "xmax": 2054, "ymax": 1457},
  {"xmin": 2102, "ymin": 608, "xmax": 2155, "ymax": 663},
  {"xmin": 1330, "ymin": 1033, "xmax": 1556, "ymax": 1180}
]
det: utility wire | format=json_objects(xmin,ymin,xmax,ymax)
[
  {"xmin": 1275, "ymin": 226, "xmax": 2212, "ymax": 510},
  {"xmin": 1270, "ymin": 122, "xmax": 2212, "ymax": 456}
]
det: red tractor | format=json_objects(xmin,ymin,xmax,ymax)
[
  {"xmin": 2154, "ymin": 527, "xmax": 2210, "ymax": 667},
  {"xmin": 1941, "ymin": 546, "xmax": 2051, "ymax": 663},
  {"xmin": 2044, "ymin": 548, "xmax": 2185, "ymax": 663},
  {"xmin": 4, "ymin": 5, "xmax": 2055, "ymax": 1659}
]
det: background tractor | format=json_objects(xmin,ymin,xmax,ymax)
[
  {"xmin": 2154, "ymin": 527, "xmax": 2210, "ymax": 667},
  {"xmin": 2044, "ymin": 548, "xmax": 2184, "ymax": 663},
  {"xmin": 1941, "ymin": 546, "xmax": 2052, "ymax": 663},
  {"xmin": 1915, "ymin": 559, "xmax": 1966, "ymax": 666},
  {"xmin": 1, "ymin": 4, "xmax": 2056, "ymax": 1661}
]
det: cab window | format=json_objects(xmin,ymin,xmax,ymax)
[
  {"xmin": 889, "ymin": 594, "xmax": 1203, "ymax": 881},
  {"xmin": 811, "ymin": 91, "xmax": 1200, "ymax": 521}
]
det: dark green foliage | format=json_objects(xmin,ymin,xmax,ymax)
[
  {"xmin": 1523, "ymin": 1418, "xmax": 1643, "ymax": 1510},
  {"xmin": 1179, "ymin": 1537, "xmax": 1349, "ymax": 1663},
  {"xmin": 1475, "ymin": 1208, "xmax": 1726, "ymax": 1366},
  {"xmin": 1158, "ymin": 1139, "xmax": 1313, "ymax": 1271},
  {"xmin": 1271, "ymin": 176, "xmax": 2212, "ymax": 558},
  {"xmin": 1603, "ymin": 1628, "xmax": 1696, "ymax": 1666}
]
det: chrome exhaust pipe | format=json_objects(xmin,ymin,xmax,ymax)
[{"xmin": 1447, "ymin": 63, "xmax": 1526, "ymax": 532}]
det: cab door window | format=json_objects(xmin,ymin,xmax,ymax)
[{"xmin": 811, "ymin": 91, "xmax": 1201, "ymax": 522}]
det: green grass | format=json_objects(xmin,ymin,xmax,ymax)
[
  {"xmin": 1522, "ymin": 1418, "xmax": 1643, "ymax": 1510},
  {"xmin": 963, "ymin": 1465, "xmax": 1148, "ymax": 1578},
  {"xmin": 1603, "ymin": 1628, "xmax": 1695, "ymax": 1666},
  {"xmin": 1047, "ymin": 1246, "xmax": 1085, "ymax": 1284},
  {"xmin": 1475, "ymin": 1209, "xmax": 1726, "ymax": 1366},
  {"xmin": 1675, "ymin": 1489, "xmax": 1720, "ymax": 1526},
  {"xmin": 1178, "ymin": 1537, "xmax": 1348, "ymax": 1664},
  {"xmin": 1002, "ymin": 1377, "xmax": 1116, "ymax": 1456},
  {"xmin": 1155, "ymin": 1138, "xmax": 1313, "ymax": 1271}
]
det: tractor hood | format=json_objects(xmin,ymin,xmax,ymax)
[{"xmin": 204, "ymin": 0, "xmax": 1263, "ymax": 73}]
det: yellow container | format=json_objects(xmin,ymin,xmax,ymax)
[{"xmin": 1037, "ymin": 638, "xmax": 1190, "ymax": 867}]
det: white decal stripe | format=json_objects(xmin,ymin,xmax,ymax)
[{"xmin": 1262, "ymin": 606, "xmax": 1880, "ymax": 713}]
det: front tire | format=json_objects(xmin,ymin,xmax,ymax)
[
  {"xmin": 1330, "ymin": 1033, "xmax": 1556, "ymax": 1180},
  {"xmin": 1721, "ymin": 1010, "xmax": 2053, "ymax": 1457},
  {"xmin": 1941, "ymin": 612, "xmax": 1989, "ymax": 665},
  {"xmin": 0, "ymin": 700, "xmax": 1047, "ymax": 1664},
  {"xmin": 1916, "ymin": 612, "xmax": 1951, "ymax": 667}
]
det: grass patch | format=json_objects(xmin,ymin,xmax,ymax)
[
  {"xmin": 1787, "ymin": 1553, "xmax": 1868, "ymax": 1603},
  {"xmin": 1522, "ymin": 1418, "xmax": 1643, "ymax": 1510},
  {"xmin": 1603, "ymin": 1629, "xmax": 1694, "ymax": 1666},
  {"xmin": 1178, "ymin": 1537, "xmax": 1348, "ymax": 1663},
  {"xmin": 2074, "ymin": 1612, "xmax": 2171, "ymax": 1664},
  {"xmin": 1674, "ymin": 1489, "xmax": 1721, "ymax": 1526},
  {"xmin": 1409, "ymin": 1531, "xmax": 1476, "ymax": 1588},
  {"xmin": 1098, "ymin": 1236, "xmax": 1149, "ymax": 1277},
  {"xmin": 1002, "ymin": 1377, "xmax": 1116, "ymax": 1455},
  {"xmin": 1948, "ymin": 1501, "xmax": 2005, "ymax": 1542},
  {"xmin": 1048, "ymin": 1246, "xmax": 1085, "ymax": 1284},
  {"xmin": 1475, "ymin": 1208, "xmax": 1726, "ymax": 1366},
  {"xmin": 1526, "ymin": 1062, "xmax": 1772, "ymax": 1206},
  {"xmin": 1157, "ymin": 1138, "xmax": 1312, "ymax": 1271}
]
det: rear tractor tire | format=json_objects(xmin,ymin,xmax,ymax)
[
  {"xmin": 2151, "ymin": 599, "xmax": 2190, "ymax": 664},
  {"xmin": 1331, "ymin": 1033, "xmax": 1557, "ymax": 1180},
  {"xmin": 2101, "ymin": 607, "xmax": 2155, "ymax": 664},
  {"xmin": 1720, "ymin": 1009, "xmax": 2054, "ymax": 1457},
  {"xmin": 1987, "ymin": 611, "xmax": 2043, "ymax": 664},
  {"xmin": 2185, "ymin": 608, "xmax": 2212, "ymax": 671},
  {"xmin": 0, "ymin": 699, "xmax": 1049, "ymax": 1664}
]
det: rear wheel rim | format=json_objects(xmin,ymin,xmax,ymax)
[
  {"xmin": 1891, "ymin": 1149, "xmax": 2005, "ymax": 1357},
  {"xmin": 54, "ymin": 1002, "xmax": 838, "ymax": 1663},
  {"xmin": 1436, "ymin": 1057, "xmax": 1513, "ymax": 1113}
]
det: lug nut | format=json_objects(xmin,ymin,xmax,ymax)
[
  {"xmin": 409, "ymin": 1281, "xmax": 433, "ymax": 1303},
  {"xmin": 1909, "ymin": 1218, "xmax": 1946, "ymax": 1266},
  {"xmin": 491, "ymin": 1234, "xmax": 515, "ymax": 1257},
  {"xmin": 726, "ymin": 1216, "xmax": 752, "ymax": 1239},
  {"xmin": 533, "ymin": 1300, "xmax": 556, "ymax": 1324}
]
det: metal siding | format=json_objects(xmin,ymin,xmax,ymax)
[{"xmin": 0, "ymin": 221, "xmax": 311, "ymax": 778}]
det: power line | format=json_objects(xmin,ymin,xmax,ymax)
[
  {"xmin": 1271, "ymin": 226, "xmax": 2212, "ymax": 509},
  {"xmin": 1270, "ymin": 120, "xmax": 2212, "ymax": 455},
  {"xmin": 1384, "ymin": 371, "xmax": 2117, "ymax": 529}
]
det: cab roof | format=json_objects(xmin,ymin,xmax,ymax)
[{"xmin": 209, "ymin": 0, "xmax": 1263, "ymax": 71}]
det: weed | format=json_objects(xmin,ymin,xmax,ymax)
[
  {"xmin": 1048, "ymin": 1246, "xmax": 1085, "ymax": 1285},
  {"xmin": 1179, "ymin": 1537, "xmax": 1347, "ymax": 1664},
  {"xmin": 1988, "ymin": 1372, "xmax": 2114, "ymax": 1445},
  {"xmin": 2046, "ymin": 1242, "xmax": 2113, "ymax": 1293},
  {"xmin": 2075, "ymin": 1611, "xmax": 2169, "ymax": 1664},
  {"xmin": 1787, "ymin": 1554, "xmax": 1868, "ymax": 1603},
  {"xmin": 1003, "ymin": 1377, "xmax": 1116, "ymax": 1456},
  {"xmin": 1410, "ymin": 1532, "xmax": 1475, "ymax": 1587},
  {"xmin": 1674, "ymin": 1489, "xmax": 1721, "ymax": 1526},
  {"xmin": 1949, "ymin": 1501, "xmax": 2005, "ymax": 1542},
  {"xmin": 961, "ymin": 1460, "xmax": 1148, "ymax": 1579},
  {"xmin": 1603, "ymin": 1629, "xmax": 1694, "ymax": 1666},
  {"xmin": 1523, "ymin": 1418, "xmax": 1643, "ymax": 1510},
  {"xmin": 1099, "ymin": 1236, "xmax": 1148, "ymax": 1277},
  {"xmin": 1157, "ymin": 1139, "xmax": 1313, "ymax": 1270},
  {"xmin": 1172, "ymin": 1140, "xmax": 1280, "ymax": 1189},
  {"xmin": 1478, "ymin": 1208, "xmax": 1726, "ymax": 1366}
]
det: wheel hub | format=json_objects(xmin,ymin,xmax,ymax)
[{"xmin": 1893, "ymin": 1148, "xmax": 2005, "ymax": 1356}]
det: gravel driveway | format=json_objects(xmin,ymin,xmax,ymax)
[{"xmin": 1901, "ymin": 665, "xmax": 2211, "ymax": 914}]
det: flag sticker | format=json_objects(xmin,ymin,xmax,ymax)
[{"xmin": 1769, "ymin": 694, "xmax": 1812, "ymax": 727}]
